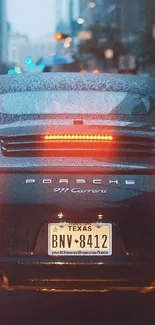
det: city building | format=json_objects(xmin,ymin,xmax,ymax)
[
  {"xmin": 8, "ymin": 33, "xmax": 56, "ymax": 71},
  {"xmin": 79, "ymin": 0, "xmax": 88, "ymax": 13},
  {"xmin": 99, "ymin": 0, "xmax": 121, "ymax": 27},
  {"xmin": 30, "ymin": 35, "xmax": 56, "ymax": 63},
  {"xmin": 8, "ymin": 33, "xmax": 30, "ymax": 70},
  {"xmin": 79, "ymin": 0, "xmax": 121, "ymax": 28},
  {"xmin": 120, "ymin": 0, "xmax": 146, "ymax": 41},
  {"xmin": 79, "ymin": 0, "xmax": 97, "ymax": 28},
  {"xmin": 78, "ymin": 0, "xmax": 146, "ymax": 41},
  {"xmin": 56, "ymin": 0, "xmax": 63, "ymax": 26},
  {"xmin": 6, "ymin": 21, "xmax": 11, "ymax": 59},
  {"xmin": 55, "ymin": 20, "xmax": 71, "ymax": 55},
  {"xmin": 0, "ymin": 0, "xmax": 7, "ymax": 61},
  {"xmin": 68, "ymin": 0, "xmax": 80, "ymax": 34}
]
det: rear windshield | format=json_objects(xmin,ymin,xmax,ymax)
[{"xmin": 0, "ymin": 90, "xmax": 153, "ymax": 115}]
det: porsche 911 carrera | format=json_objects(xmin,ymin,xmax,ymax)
[{"xmin": 0, "ymin": 72, "xmax": 154, "ymax": 293}]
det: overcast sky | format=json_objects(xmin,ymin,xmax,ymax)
[{"xmin": 7, "ymin": 0, "xmax": 76, "ymax": 39}]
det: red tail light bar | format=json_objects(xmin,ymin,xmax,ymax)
[{"xmin": 43, "ymin": 134, "xmax": 114, "ymax": 141}]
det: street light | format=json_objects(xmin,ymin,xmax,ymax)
[
  {"xmin": 14, "ymin": 67, "xmax": 21, "ymax": 74},
  {"xmin": 77, "ymin": 18, "xmax": 85, "ymax": 25},
  {"xmin": 65, "ymin": 37, "xmax": 72, "ymax": 43},
  {"xmin": 104, "ymin": 49, "xmax": 114, "ymax": 59},
  {"xmin": 88, "ymin": 2, "xmax": 96, "ymax": 8},
  {"xmin": 64, "ymin": 42, "xmax": 70, "ymax": 48}
]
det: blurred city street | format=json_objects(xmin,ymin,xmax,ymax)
[{"xmin": 0, "ymin": 0, "xmax": 154, "ymax": 76}]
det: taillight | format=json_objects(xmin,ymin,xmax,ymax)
[
  {"xmin": 43, "ymin": 134, "xmax": 113, "ymax": 141},
  {"xmin": 80, "ymin": 69, "xmax": 87, "ymax": 73},
  {"xmin": 92, "ymin": 69, "xmax": 100, "ymax": 74}
]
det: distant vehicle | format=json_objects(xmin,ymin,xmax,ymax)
[
  {"xmin": 0, "ymin": 73, "xmax": 155, "ymax": 293},
  {"xmin": 42, "ymin": 58, "xmax": 80, "ymax": 73},
  {"xmin": 80, "ymin": 69, "xmax": 100, "ymax": 73},
  {"xmin": 43, "ymin": 66, "xmax": 53, "ymax": 72},
  {"xmin": 38, "ymin": 55, "xmax": 75, "ymax": 67},
  {"xmin": 37, "ymin": 55, "xmax": 75, "ymax": 73}
]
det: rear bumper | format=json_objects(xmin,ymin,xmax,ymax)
[{"xmin": 0, "ymin": 257, "xmax": 155, "ymax": 293}]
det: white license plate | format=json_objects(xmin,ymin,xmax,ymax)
[{"xmin": 48, "ymin": 223, "xmax": 112, "ymax": 256}]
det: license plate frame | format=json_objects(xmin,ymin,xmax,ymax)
[{"xmin": 48, "ymin": 222, "xmax": 112, "ymax": 256}]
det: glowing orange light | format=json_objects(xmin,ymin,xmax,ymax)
[
  {"xmin": 92, "ymin": 69, "xmax": 100, "ymax": 74},
  {"xmin": 80, "ymin": 69, "xmax": 87, "ymax": 73},
  {"xmin": 44, "ymin": 134, "xmax": 113, "ymax": 141},
  {"xmin": 55, "ymin": 33, "xmax": 63, "ymax": 41}
]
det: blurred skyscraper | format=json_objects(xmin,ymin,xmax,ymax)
[
  {"xmin": 68, "ymin": 0, "xmax": 81, "ymax": 35},
  {"xmin": 55, "ymin": 0, "xmax": 70, "ymax": 55},
  {"xmin": 8, "ymin": 33, "xmax": 56, "ymax": 71},
  {"xmin": 78, "ymin": 0, "xmax": 146, "ymax": 41},
  {"xmin": 120, "ymin": 0, "xmax": 146, "ymax": 41},
  {"xmin": 56, "ymin": 0, "xmax": 63, "ymax": 26},
  {"xmin": 78, "ymin": 0, "xmax": 120, "ymax": 27},
  {"xmin": 0, "ymin": 0, "xmax": 7, "ymax": 61},
  {"xmin": 79, "ymin": 0, "xmax": 88, "ymax": 14},
  {"xmin": 103, "ymin": 0, "xmax": 146, "ymax": 41},
  {"xmin": 55, "ymin": 0, "xmax": 70, "ymax": 34},
  {"xmin": 79, "ymin": 0, "xmax": 96, "ymax": 27}
]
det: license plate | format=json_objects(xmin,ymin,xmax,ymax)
[{"xmin": 48, "ymin": 223, "xmax": 112, "ymax": 256}]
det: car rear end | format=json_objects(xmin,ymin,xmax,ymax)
[{"xmin": 0, "ymin": 73, "xmax": 155, "ymax": 293}]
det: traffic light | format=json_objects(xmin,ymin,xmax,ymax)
[
  {"xmin": 55, "ymin": 33, "xmax": 70, "ymax": 41},
  {"xmin": 55, "ymin": 33, "xmax": 63, "ymax": 41}
]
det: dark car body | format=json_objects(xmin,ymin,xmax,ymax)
[{"xmin": 0, "ymin": 72, "xmax": 155, "ymax": 293}]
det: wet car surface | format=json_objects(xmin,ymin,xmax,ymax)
[{"xmin": 0, "ymin": 73, "xmax": 155, "ymax": 294}]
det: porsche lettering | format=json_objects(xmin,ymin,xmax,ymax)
[{"xmin": 26, "ymin": 178, "xmax": 135, "ymax": 185}]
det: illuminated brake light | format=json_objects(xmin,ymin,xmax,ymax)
[
  {"xmin": 92, "ymin": 69, "xmax": 100, "ymax": 74},
  {"xmin": 80, "ymin": 69, "xmax": 87, "ymax": 73},
  {"xmin": 44, "ymin": 135, "xmax": 113, "ymax": 141}
]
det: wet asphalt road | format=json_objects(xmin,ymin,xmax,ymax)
[{"xmin": 0, "ymin": 291, "xmax": 155, "ymax": 325}]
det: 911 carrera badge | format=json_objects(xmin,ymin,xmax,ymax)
[{"xmin": 53, "ymin": 188, "xmax": 107, "ymax": 194}]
